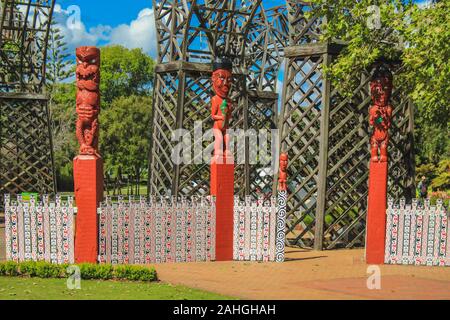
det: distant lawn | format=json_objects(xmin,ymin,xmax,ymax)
[{"xmin": 0, "ymin": 277, "xmax": 236, "ymax": 300}]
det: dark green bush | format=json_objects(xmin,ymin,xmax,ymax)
[
  {"xmin": 95, "ymin": 264, "xmax": 114, "ymax": 280},
  {"xmin": 35, "ymin": 261, "xmax": 64, "ymax": 278},
  {"xmin": 0, "ymin": 262, "xmax": 6, "ymax": 276},
  {"xmin": 78, "ymin": 263, "xmax": 98, "ymax": 280},
  {"xmin": 0, "ymin": 261, "xmax": 157, "ymax": 282},
  {"xmin": 4, "ymin": 261, "xmax": 19, "ymax": 276},
  {"xmin": 113, "ymin": 265, "xmax": 157, "ymax": 282},
  {"xmin": 18, "ymin": 261, "xmax": 38, "ymax": 277}
]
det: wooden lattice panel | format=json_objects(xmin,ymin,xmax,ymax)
[
  {"xmin": 286, "ymin": 1, "xmax": 322, "ymax": 45},
  {"xmin": 149, "ymin": 71, "xmax": 179, "ymax": 196},
  {"xmin": 280, "ymin": 51, "xmax": 415, "ymax": 249},
  {"xmin": 246, "ymin": 95, "xmax": 277, "ymax": 200},
  {"xmin": 178, "ymin": 71, "xmax": 213, "ymax": 196},
  {"xmin": 323, "ymin": 70, "xmax": 415, "ymax": 250},
  {"xmin": 0, "ymin": 0, "xmax": 55, "ymax": 93},
  {"xmin": 280, "ymin": 55, "xmax": 324, "ymax": 248},
  {"xmin": 0, "ymin": 96, "xmax": 56, "ymax": 199},
  {"xmin": 323, "ymin": 73, "xmax": 372, "ymax": 249}
]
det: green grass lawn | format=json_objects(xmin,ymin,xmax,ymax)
[{"xmin": 0, "ymin": 277, "xmax": 236, "ymax": 300}]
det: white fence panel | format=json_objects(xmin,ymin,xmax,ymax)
[
  {"xmin": 385, "ymin": 198, "xmax": 449, "ymax": 266},
  {"xmin": 4, "ymin": 194, "xmax": 75, "ymax": 264}
]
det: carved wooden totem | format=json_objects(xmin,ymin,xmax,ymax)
[
  {"xmin": 369, "ymin": 64, "xmax": 393, "ymax": 163},
  {"xmin": 278, "ymin": 153, "xmax": 288, "ymax": 191},
  {"xmin": 211, "ymin": 58, "xmax": 233, "ymax": 160},
  {"xmin": 76, "ymin": 46, "xmax": 101, "ymax": 157}
]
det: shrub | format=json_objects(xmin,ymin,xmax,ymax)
[
  {"xmin": 35, "ymin": 261, "xmax": 64, "ymax": 278},
  {"xmin": 114, "ymin": 265, "xmax": 157, "ymax": 282},
  {"xmin": 94, "ymin": 264, "xmax": 114, "ymax": 280},
  {"xmin": 113, "ymin": 265, "xmax": 132, "ymax": 280},
  {"xmin": 78, "ymin": 263, "xmax": 98, "ymax": 280},
  {"xmin": 0, "ymin": 261, "xmax": 157, "ymax": 282},
  {"xmin": 3, "ymin": 261, "xmax": 19, "ymax": 276},
  {"xmin": 19, "ymin": 261, "xmax": 38, "ymax": 277}
]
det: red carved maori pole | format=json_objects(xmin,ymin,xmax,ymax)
[
  {"xmin": 73, "ymin": 46, "xmax": 103, "ymax": 263},
  {"xmin": 210, "ymin": 58, "xmax": 234, "ymax": 261},
  {"xmin": 366, "ymin": 63, "xmax": 393, "ymax": 264}
]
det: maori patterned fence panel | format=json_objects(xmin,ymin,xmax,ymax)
[
  {"xmin": 233, "ymin": 194, "xmax": 285, "ymax": 262},
  {"xmin": 4, "ymin": 194, "xmax": 75, "ymax": 264},
  {"xmin": 98, "ymin": 196, "xmax": 216, "ymax": 264},
  {"xmin": 385, "ymin": 199, "xmax": 449, "ymax": 266}
]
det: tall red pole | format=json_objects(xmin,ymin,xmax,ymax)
[
  {"xmin": 366, "ymin": 64, "xmax": 393, "ymax": 264},
  {"xmin": 73, "ymin": 46, "xmax": 103, "ymax": 263},
  {"xmin": 210, "ymin": 58, "xmax": 234, "ymax": 261}
]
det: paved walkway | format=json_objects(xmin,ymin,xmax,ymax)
[{"xmin": 154, "ymin": 248, "xmax": 450, "ymax": 300}]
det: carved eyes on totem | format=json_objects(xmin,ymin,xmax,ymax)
[
  {"xmin": 77, "ymin": 59, "xmax": 97, "ymax": 64},
  {"xmin": 219, "ymin": 76, "xmax": 231, "ymax": 83}
]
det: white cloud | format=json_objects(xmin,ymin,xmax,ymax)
[
  {"xmin": 417, "ymin": 0, "xmax": 432, "ymax": 9},
  {"xmin": 108, "ymin": 8, "xmax": 157, "ymax": 55},
  {"xmin": 52, "ymin": 7, "xmax": 157, "ymax": 57}
]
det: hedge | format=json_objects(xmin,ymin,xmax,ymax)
[{"xmin": 0, "ymin": 261, "xmax": 157, "ymax": 282}]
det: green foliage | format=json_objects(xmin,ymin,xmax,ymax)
[
  {"xmin": 100, "ymin": 95, "xmax": 152, "ymax": 178},
  {"xmin": 1, "ymin": 261, "xmax": 19, "ymax": 276},
  {"xmin": 309, "ymin": 0, "xmax": 449, "ymax": 126},
  {"xmin": 0, "ymin": 261, "xmax": 157, "ymax": 282},
  {"xmin": 100, "ymin": 45, "xmax": 155, "ymax": 103},
  {"xmin": 309, "ymin": 0, "xmax": 449, "ymax": 192},
  {"xmin": 94, "ymin": 264, "xmax": 114, "ymax": 280},
  {"xmin": 416, "ymin": 159, "xmax": 450, "ymax": 191},
  {"xmin": 78, "ymin": 263, "xmax": 99, "ymax": 280},
  {"xmin": 48, "ymin": 83, "xmax": 78, "ymax": 191},
  {"xmin": 430, "ymin": 160, "xmax": 450, "ymax": 190},
  {"xmin": 47, "ymin": 21, "xmax": 73, "ymax": 85},
  {"xmin": 113, "ymin": 265, "xmax": 157, "ymax": 282}
]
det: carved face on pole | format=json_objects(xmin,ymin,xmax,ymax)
[
  {"xmin": 76, "ymin": 46, "xmax": 100, "ymax": 92},
  {"xmin": 212, "ymin": 68, "xmax": 232, "ymax": 99},
  {"xmin": 280, "ymin": 153, "xmax": 288, "ymax": 172},
  {"xmin": 370, "ymin": 65, "xmax": 393, "ymax": 107},
  {"xmin": 370, "ymin": 77, "xmax": 392, "ymax": 107}
]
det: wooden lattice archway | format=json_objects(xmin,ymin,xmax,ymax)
[
  {"xmin": 0, "ymin": 0, "xmax": 56, "ymax": 200},
  {"xmin": 279, "ymin": 1, "xmax": 415, "ymax": 250}
]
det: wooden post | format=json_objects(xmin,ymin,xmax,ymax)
[
  {"xmin": 365, "ymin": 62, "xmax": 393, "ymax": 264},
  {"xmin": 314, "ymin": 51, "xmax": 331, "ymax": 251},
  {"xmin": 73, "ymin": 46, "xmax": 103, "ymax": 263},
  {"xmin": 211, "ymin": 156, "xmax": 235, "ymax": 261},
  {"xmin": 172, "ymin": 69, "xmax": 186, "ymax": 197},
  {"xmin": 366, "ymin": 161, "xmax": 388, "ymax": 264}
]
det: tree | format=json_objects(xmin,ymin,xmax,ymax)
[
  {"xmin": 46, "ymin": 21, "xmax": 72, "ymax": 85},
  {"xmin": 100, "ymin": 95, "xmax": 153, "ymax": 184},
  {"xmin": 49, "ymin": 83, "xmax": 78, "ymax": 191},
  {"xmin": 100, "ymin": 45, "xmax": 155, "ymax": 103},
  {"xmin": 308, "ymin": 1, "xmax": 449, "ymax": 193},
  {"xmin": 45, "ymin": 21, "xmax": 76, "ymax": 190},
  {"xmin": 309, "ymin": 0, "xmax": 449, "ymax": 126}
]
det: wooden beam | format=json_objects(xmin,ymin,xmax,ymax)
[
  {"xmin": 0, "ymin": 92, "xmax": 48, "ymax": 100},
  {"xmin": 314, "ymin": 52, "xmax": 331, "ymax": 251},
  {"xmin": 247, "ymin": 90, "xmax": 279, "ymax": 100},
  {"xmin": 284, "ymin": 41, "xmax": 345, "ymax": 58}
]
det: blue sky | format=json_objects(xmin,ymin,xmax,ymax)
[{"xmin": 54, "ymin": 0, "xmax": 285, "ymax": 59}]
